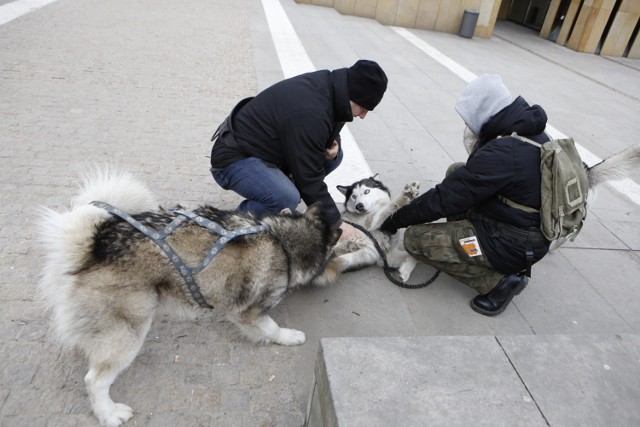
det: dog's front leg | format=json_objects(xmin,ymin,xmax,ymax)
[
  {"xmin": 85, "ymin": 368, "xmax": 134, "ymax": 427},
  {"xmin": 370, "ymin": 182, "xmax": 420, "ymax": 229},
  {"xmin": 238, "ymin": 314, "xmax": 306, "ymax": 346},
  {"xmin": 393, "ymin": 181, "xmax": 420, "ymax": 209}
]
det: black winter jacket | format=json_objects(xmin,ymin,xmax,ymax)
[
  {"xmin": 211, "ymin": 69, "xmax": 353, "ymax": 227},
  {"xmin": 384, "ymin": 96, "xmax": 551, "ymax": 273}
]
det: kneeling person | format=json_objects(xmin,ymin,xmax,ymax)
[
  {"xmin": 210, "ymin": 60, "xmax": 388, "ymax": 242},
  {"xmin": 380, "ymin": 74, "xmax": 551, "ymax": 316}
]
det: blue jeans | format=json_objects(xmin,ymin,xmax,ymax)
[{"xmin": 211, "ymin": 149, "xmax": 343, "ymax": 218}]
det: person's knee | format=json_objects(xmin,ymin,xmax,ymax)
[
  {"xmin": 265, "ymin": 188, "xmax": 300, "ymax": 213},
  {"xmin": 403, "ymin": 225, "xmax": 420, "ymax": 254},
  {"xmin": 404, "ymin": 224, "xmax": 444, "ymax": 260},
  {"xmin": 446, "ymin": 162, "xmax": 465, "ymax": 177}
]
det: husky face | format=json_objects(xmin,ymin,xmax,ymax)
[{"xmin": 337, "ymin": 176, "xmax": 391, "ymax": 215}]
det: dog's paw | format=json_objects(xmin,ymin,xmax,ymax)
[
  {"xmin": 403, "ymin": 181, "xmax": 420, "ymax": 200},
  {"xmin": 346, "ymin": 238, "xmax": 367, "ymax": 252},
  {"xmin": 397, "ymin": 268, "xmax": 412, "ymax": 283},
  {"xmin": 333, "ymin": 240, "xmax": 354, "ymax": 256},
  {"xmin": 333, "ymin": 239, "xmax": 366, "ymax": 256},
  {"xmin": 98, "ymin": 403, "xmax": 133, "ymax": 427},
  {"xmin": 277, "ymin": 328, "xmax": 306, "ymax": 346}
]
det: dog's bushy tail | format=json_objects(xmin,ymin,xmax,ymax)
[
  {"xmin": 588, "ymin": 144, "xmax": 640, "ymax": 188},
  {"xmin": 38, "ymin": 166, "xmax": 158, "ymax": 345},
  {"xmin": 71, "ymin": 166, "xmax": 158, "ymax": 212}
]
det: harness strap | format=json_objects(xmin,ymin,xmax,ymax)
[
  {"xmin": 172, "ymin": 209, "xmax": 270, "ymax": 273},
  {"xmin": 90, "ymin": 201, "xmax": 269, "ymax": 309},
  {"xmin": 343, "ymin": 220, "xmax": 441, "ymax": 289}
]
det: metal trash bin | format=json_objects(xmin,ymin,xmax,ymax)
[{"xmin": 459, "ymin": 9, "xmax": 479, "ymax": 38}]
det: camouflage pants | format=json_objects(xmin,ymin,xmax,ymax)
[
  {"xmin": 404, "ymin": 221, "xmax": 503, "ymax": 295},
  {"xmin": 403, "ymin": 161, "xmax": 503, "ymax": 295}
]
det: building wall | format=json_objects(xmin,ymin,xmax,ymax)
[
  {"xmin": 539, "ymin": 0, "xmax": 639, "ymax": 58},
  {"xmin": 295, "ymin": 0, "xmax": 639, "ymax": 57},
  {"xmin": 295, "ymin": 0, "xmax": 502, "ymax": 38}
]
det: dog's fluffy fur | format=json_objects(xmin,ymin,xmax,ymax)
[
  {"xmin": 318, "ymin": 176, "xmax": 420, "ymax": 283},
  {"xmin": 38, "ymin": 167, "xmax": 340, "ymax": 427}
]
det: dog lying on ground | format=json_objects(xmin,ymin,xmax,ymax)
[
  {"xmin": 463, "ymin": 126, "xmax": 640, "ymax": 249},
  {"xmin": 38, "ymin": 167, "xmax": 341, "ymax": 427},
  {"xmin": 315, "ymin": 176, "xmax": 420, "ymax": 283}
]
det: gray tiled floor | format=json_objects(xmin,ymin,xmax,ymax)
[{"xmin": 1, "ymin": 0, "xmax": 638, "ymax": 425}]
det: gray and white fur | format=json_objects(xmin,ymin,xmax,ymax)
[
  {"xmin": 319, "ymin": 175, "xmax": 420, "ymax": 283},
  {"xmin": 38, "ymin": 167, "xmax": 341, "ymax": 427}
]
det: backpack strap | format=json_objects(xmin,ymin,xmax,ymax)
[
  {"xmin": 507, "ymin": 132, "xmax": 542, "ymax": 148},
  {"xmin": 496, "ymin": 132, "xmax": 541, "ymax": 214}
]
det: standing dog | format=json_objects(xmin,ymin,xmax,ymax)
[
  {"xmin": 321, "ymin": 176, "xmax": 420, "ymax": 282},
  {"xmin": 38, "ymin": 167, "xmax": 340, "ymax": 427}
]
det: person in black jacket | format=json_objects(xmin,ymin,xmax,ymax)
[
  {"xmin": 380, "ymin": 74, "xmax": 551, "ymax": 316},
  {"xmin": 210, "ymin": 60, "xmax": 388, "ymax": 241}
]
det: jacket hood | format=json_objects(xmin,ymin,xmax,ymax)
[
  {"xmin": 479, "ymin": 96, "xmax": 548, "ymax": 141},
  {"xmin": 455, "ymin": 74, "xmax": 512, "ymax": 135}
]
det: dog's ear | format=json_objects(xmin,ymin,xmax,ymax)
[
  {"xmin": 304, "ymin": 202, "xmax": 322, "ymax": 218},
  {"xmin": 336, "ymin": 185, "xmax": 348, "ymax": 196},
  {"xmin": 280, "ymin": 208, "xmax": 292, "ymax": 215}
]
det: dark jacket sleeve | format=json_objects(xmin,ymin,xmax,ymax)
[
  {"xmin": 382, "ymin": 140, "xmax": 515, "ymax": 231},
  {"xmin": 279, "ymin": 110, "xmax": 342, "ymax": 227}
]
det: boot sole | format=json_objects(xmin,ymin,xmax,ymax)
[{"xmin": 470, "ymin": 277, "xmax": 529, "ymax": 316}]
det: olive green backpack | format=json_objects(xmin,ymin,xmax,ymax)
[{"xmin": 499, "ymin": 133, "xmax": 589, "ymax": 242}]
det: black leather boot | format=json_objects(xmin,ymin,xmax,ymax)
[{"xmin": 470, "ymin": 274, "xmax": 528, "ymax": 316}]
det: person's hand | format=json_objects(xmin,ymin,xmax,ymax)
[
  {"xmin": 379, "ymin": 215, "xmax": 399, "ymax": 235},
  {"xmin": 338, "ymin": 221, "xmax": 364, "ymax": 241},
  {"xmin": 325, "ymin": 140, "xmax": 339, "ymax": 160}
]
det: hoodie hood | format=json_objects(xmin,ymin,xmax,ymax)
[
  {"xmin": 480, "ymin": 96, "xmax": 548, "ymax": 141},
  {"xmin": 455, "ymin": 74, "xmax": 513, "ymax": 135}
]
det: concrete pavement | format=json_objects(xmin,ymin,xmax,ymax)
[{"xmin": 1, "ymin": 0, "xmax": 639, "ymax": 425}]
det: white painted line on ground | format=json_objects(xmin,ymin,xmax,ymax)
[
  {"xmin": 393, "ymin": 27, "xmax": 477, "ymax": 84},
  {"xmin": 260, "ymin": 0, "xmax": 372, "ymax": 201},
  {"xmin": 393, "ymin": 26, "xmax": 640, "ymax": 206},
  {"xmin": 0, "ymin": 0, "xmax": 58, "ymax": 26}
]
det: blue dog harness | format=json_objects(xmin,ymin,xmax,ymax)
[{"xmin": 91, "ymin": 201, "xmax": 270, "ymax": 309}]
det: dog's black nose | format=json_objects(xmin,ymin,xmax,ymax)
[{"xmin": 356, "ymin": 203, "xmax": 365, "ymax": 212}]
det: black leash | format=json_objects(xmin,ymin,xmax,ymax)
[{"xmin": 343, "ymin": 220, "xmax": 440, "ymax": 289}]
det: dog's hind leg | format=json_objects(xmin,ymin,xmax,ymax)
[
  {"xmin": 337, "ymin": 245, "xmax": 379, "ymax": 272},
  {"xmin": 387, "ymin": 250, "xmax": 418, "ymax": 282},
  {"xmin": 83, "ymin": 315, "xmax": 153, "ymax": 427},
  {"xmin": 233, "ymin": 312, "xmax": 306, "ymax": 346},
  {"xmin": 385, "ymin": 232, "xmax": 418, "ymax": 282}
]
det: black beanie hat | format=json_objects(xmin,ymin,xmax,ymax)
[{"xmin": 347, "ymin": 60, "xmax": 388, "ymax": 111}]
